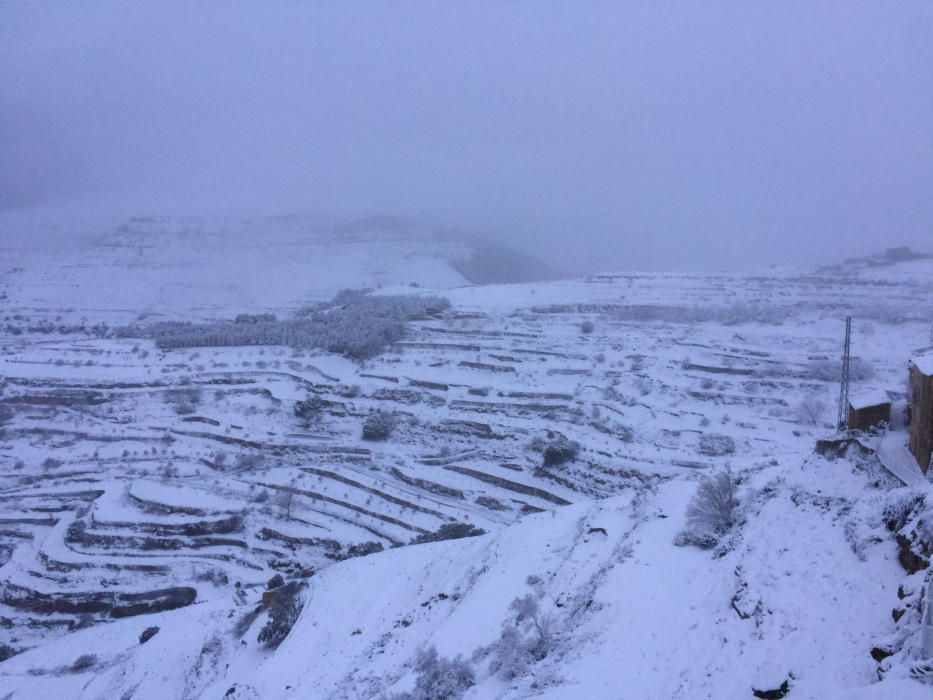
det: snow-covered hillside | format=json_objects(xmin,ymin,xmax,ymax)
[
  {"xmin": 1, "ymin": 235, "xmax": 932, "ymax": 698},
  {"xmin": 0, "ymin": 215, "xmax": 559, "ymax": 323}
]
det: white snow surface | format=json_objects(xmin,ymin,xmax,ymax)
[{"xmin": 2, "ymin": 226, "xmax": 933, "ymax": 698}]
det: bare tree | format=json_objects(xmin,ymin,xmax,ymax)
[
  {"xmin": 400, "ymin": 646, "xmax": 475, "ymax": 700},
  {"xmin": 477, "ymin": 584, "xmax": 557, "ymax": 681},
  {"xmin": 796, "ymin": 393, "xmax": 826, "ymax": 426},
  {"xmin": 274, "ymin": 489, "xmax": 297, "ymax": 520},
  {"xmin": 684, "ymin": 471, "xmax": 738, "ymax": 542}
]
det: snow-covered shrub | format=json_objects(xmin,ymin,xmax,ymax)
[
  {"xmin": 235, "ymin": 453, "xmax": 264, "ymax": 471},
  {"xmin": 412, "ymin": 522, "xmax": 486, "ymax": 545},
  {"xmin": 70, "ymin": 654, "xmax": 97, "ymax": 672},
  {"xmin": 0, "ymin": 404, "xmax": 13, "ymax": 425},
  {"xmin": 882, "ymin": 492, "xmax": 932, "ymax": 574},
  {"xmin": 294, "ymin": 396, "xmax": 327, "ymax": 422},
  {"xmin": 882, "ymin": 492, "xmax": 926, "ymax": 533},
  {"xmin": 508, "ymin": 594, "xmax": 554, "ymax": 660},
  {"xmin": 138, "ymin": 291, "xmax": 450, "ymax": 359},
  {"xmin": 543, "ymin": 436, "xmax": 580, "ymax": 467},
  {"xmin": 483, "ymin": 626, "xmax": 535, "ymax": 680},
  {"xmin": 475, "ymin": 495, "xmax": 509, "ymax": 511},
  {"xmin": 334, "ymin": 383, "xmax": 360, "ymax": 398},
  {"xmin": 159, "ymin": 463, "xmax": 179, "ymax": 481},
  {"xmin": 0, "ymin": 643, "xmax": 20, "ymax": 662},
  {"xmin": 397, "ymin": 646, "xmax": 475, "ymax": 700},
  {"xmin": 795, "ymin": 393, "xmax": 827, "ymax": 425},
  {"xmin": 477, "ymin": 590, "xmax": 556, "ymax": 680},
  {"xmin": 257, "ymin": 584, "xmax": 303, "ymax": 649},
  {"xmin": 676, "ymin": 471, "xmax": 739, "ymax": 549},
  {"xmin": 697, "ymin": 434, "xmax": 736, "ymax": 457},
  {"xmin": 580, "ymin": 320, "xmax": 594, "ymax": 334},
  {"xmin": 362, "ymin": 410, "xmax": 397, "ymax": 441},
  {"xmin": 531, "ymin": 434, "xmax": 581, "ymax": 468},
  {"xmin": 343, "ymin": 541, "xmax": 384, "ymax": 558},
  {"xmin": 165, "ymin": 386, "xmax": 201, "ymax": 415},
  {"xmin": 805, "ymin": 357, "xmax": 874, "ymax": 382}
]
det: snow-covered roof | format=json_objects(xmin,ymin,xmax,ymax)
[
  {"xmin": 911, "ymin": 350, "xmax": 933, "ymax": 376},
  {"xmin": 848, "ymin": 389, "xmax": 890, "ymax": 410}
]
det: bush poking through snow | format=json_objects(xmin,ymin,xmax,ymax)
[
  {"xmin": 234, "ymin": 453, "xmax": 264, "ymax": 471},
  {"xmin": 508, "ymin": 594, "xmax": 554, "ymax": 660},
  {"xmin": 257, "ymin": 583, "xmax": 303, "ymax": 649},
  {"xmin": 164, "ymin": 386, "xmax": 202, "ymax": 416},
  {"xmin": 294, "ymin": 396, "xmax": 327, "ymax": 423},
  {"xmin": 343, "ymin": 541, "xmax": 385, "ymax": 559},
  {"xmin": 477, "ymin": 590, "xmax": 556, "ymax": 680},
  {"xmin": 544, "ymin": 436, "xmax": 580, "ymax": 467},
  {"xmin": 411, "ymin": 522, "xmax": 486, "ymax": 545},
  {"xmin": 132, "ymin": 290, "xmax": 450, "ymax": 359},
  {"xmin": 795, "ymin": 393, "xmax": 827, "ymax": 426},
  {"xmin": 334, "ymin": 383, "xmax": 360, "ymax": 398},
  {"xmin": 396, "ymin": 646, "xmax": 475, "ymax": 700},
  {"xmin": 362, "ymin": 410, "xmax": 397, "ymax": 441},
  {"xmin": 580, "ymin": 320, "xmax": 594, "ymax": 334},
  {"xmin": 697, "ymin": 434, "xmax": 736, "ymax": 457},
  {"xmin": 531, "ymin": 434, "xmax": 581, "ymax": 468},
  {"xmin": 805, "ymin": 357, "xmax": 874, "ymax": 382},
  {"xmin": 676, "ymin": 471, "xmax": 740, "ymax": 549},
  {"xmin": 70, "ymin": 654, "xmax": 97, "ymax": 672}
]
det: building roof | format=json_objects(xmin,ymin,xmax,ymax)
[{"xmin": 848, "ymin": 389, "xmax": 891, "ymax": 411}]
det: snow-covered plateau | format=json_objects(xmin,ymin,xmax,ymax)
[{"xmin": 1, "ymin": 219, "xmax": 932, "ymax": 699}]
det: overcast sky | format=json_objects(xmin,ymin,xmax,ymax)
[{"xmin": 1, "ymin": 2, "xmax": 931, "ymax": 272}]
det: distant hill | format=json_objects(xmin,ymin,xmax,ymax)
[
  {"xmin": 449, "ymin": 240, "xmax": 563, "ymax": 285},
  {"xmin": 842, "ymin": 245, "xmax": 933, "ymax": 268},
  {"xmin": 0, "ymin": 215, "xmax": 564, "ymax": 321}
]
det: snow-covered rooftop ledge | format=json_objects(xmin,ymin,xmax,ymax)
[
  {"xmin": 910, "ymin": 349, "xmax": 933, "ymax": 376},
  {"xmin": 849, "ymin": 389, "xmax": 891, "ymax": 410}
]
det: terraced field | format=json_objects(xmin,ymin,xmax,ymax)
[{"xmin": 2, "ymin": 231, "xmax": 932, "ymax": 696}]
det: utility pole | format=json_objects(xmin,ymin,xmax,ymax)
[{"xmin": 837, "ymin": 316, "xmax": 852, "ymax": 431}]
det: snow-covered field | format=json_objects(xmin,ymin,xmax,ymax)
[{"xmin": 1, "ymin": 222, "xmax": 932, "ymax": 698}]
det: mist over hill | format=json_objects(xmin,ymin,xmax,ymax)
[
  {"xmin": 3, "ymin": 2, "xmax": 933, "ymax": 698},
  {"xmin": 0, "ymin": 215, "xmax": 563, "ymax": 322}
]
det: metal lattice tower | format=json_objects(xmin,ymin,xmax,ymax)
[{"xmin": 837, "ymin": 316, "xmax": 852, "ymax": 431}]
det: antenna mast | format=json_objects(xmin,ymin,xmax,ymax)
[{"xmin": 837, "ymin": 316, "xmax": 852, "ymax": 431}]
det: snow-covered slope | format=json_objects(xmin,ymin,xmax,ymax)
[
  {"xmin": 0, "ymin": 215, "xmax": 559, "ymax": 323},
  {"xmin": 1, "ymin": 241, "xmax": 932, "ymax": 698}
]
